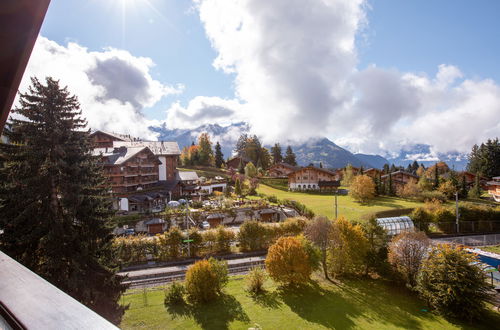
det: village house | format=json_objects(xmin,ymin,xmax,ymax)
[
  {"xmin": 381, "ymin": 170, "xmax": 419, "ymax": 190},
  {"xmin": 288, "ymin": 166, "xmax": 340, "ymax": 191},
  {"xmin": 226, "ymin": 156, "xmax": 251, "ymax": 170},
  {"xmin": 363, "ymin": 168, "xmax": 382, "ymax": 178},
  {"xmin": 89, "ymin": 130, "xmax": 137, "ymax": 148},
  {"xmin": 268, "ymin": 162, "xmax": 300, "ymax": 177},
  {"xmin": 486, "ymin": 176, "xmax": 500, "ymax": 202}
]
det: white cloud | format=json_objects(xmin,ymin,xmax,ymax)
[
  {"xmin": 18, "ymin": 36, "xmax": 182, "ymax": 139},
  {"xmin": 182, "ymin": 0, "xmax": 500, "ymax": 156}
]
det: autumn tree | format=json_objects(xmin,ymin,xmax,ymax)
[
  {"xmin": 214, "ymin": 141, "xmax": 224, "ymax": 168},
  {"xmin": 349, "ymin": 174, "xmax": 376, "ymax": 202},
  {"xmin": 328, "ymin": 217, "xmax": 369, "ymax": 276},
  {"xmin": 417, "ymin": 244, "xmax": 492, "ymax": 321},
  {"xmin": 185, "ymin": 258, "xmax": 228, "ymax": 303},
  {"xmin": 438, "ymin": 180, "xmax": 456, "ymax": 200},
  {"xmin": 418, "ymin": 174, "xmax": 432, "ymax": 191},
  {"xmin": 244, "ymin": 161, "xmax": 258, "ymax": 178},
  {"xmin": 341, "ymin": 164, "xmax": 355, "ymax": 187},
  {"xmin": 305, "ymin": 216, "xmax": 334, "ymax": 280},
  {"xmin": 284, "ymin": 146, "xmax": 297, "ymax": 166},
  {"xmin": 397, "ymin": 179, "xmax": 421, "ymax": 198},
  {"xmin": 271, "ymin": 143, "xmax": 283, "ymax": 164},
  {"xmin": 265, "ymin": 236, "xmax": 312, "ymax": 285},
  {"xmin": 388, "ymin": 231, "xmax": 430, "ymax": 288},
  {"xmin": 0, "ymin": 77, "xmax": 126, "ymax": 323}
]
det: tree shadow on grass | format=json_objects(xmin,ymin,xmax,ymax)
[
  {"xmin": 250, "ymin": 290, "xmax": 282, "ymax": 309},
  {"xmin": 166, "ymin": 294, "xmax": 250, "ymax": 330},
  {"xmin": 334, "ymin": 278, "xmax": 441, "ymax": 329},
  {"xmin": 277, "ymin": 280, "xmax": 360, "ymax": 329}
]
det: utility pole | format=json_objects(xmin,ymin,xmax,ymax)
[
  {"xmin": 334, "ymin": 194, "xmax": 338, "ymax": 220},
  {"xmin": 455, "ymin": 191, "xmax": 460, "ymax": 234}
]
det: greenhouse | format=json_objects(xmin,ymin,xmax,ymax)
[{"xmin": 376, "ymin": 216, "xmax": 415, "ymax": 236}]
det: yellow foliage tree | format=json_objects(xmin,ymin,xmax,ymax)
[
  {"xmin": 265, "ymin": 236, "xmax": 311, "ymax": 285},
  {"xmin": 349, "ymin": 174, "xmax": 375, "ymax": 202},
  {"xmin": 397, "ymin": 179, "xmax": 421, "ymax": 198},
  {"xmin": 327, "ymin": 216, "xmax": 369, "ymax": 276}
]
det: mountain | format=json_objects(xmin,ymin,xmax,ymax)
[
  {"xmin": 354, "ymin": 153, "xmax": 389, "ymax": 169},
  {"xmin": 150, "ymin": 122, "xmax": 250, "ymax": 158},
  {"xmin": 291, "ymin": 138, "xmax": 372, "ymax": 169},
  {"xmin": 150, "ymin": 122, "xmax": 466, "ymax": 170},
  {"xmin": 388, "ymin": 144, "xmax": 468, "ymax": 170}
]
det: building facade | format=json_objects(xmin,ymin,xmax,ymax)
[
  {"xmin": 268, "ymin": 162, "xmax": 299, "ymax": 177},
  {"xmin": 486, "ymin": 177, "xmax": 500, "ymax": 202},
  {"xmin": 288, "ymin": 166, "xmax": 340, "ymax": 191},
  {"xmin": 381, "ymin": 171, "xmax": 419, "ymax": 191}
]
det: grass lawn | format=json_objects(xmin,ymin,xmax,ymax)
[
  {"xmin": 120, "ymin": 274, "xmax": 499, "ymax": 329},
  {"xmin": 481, "ymin": 245, "xmax": 500, "ymax": 254},
  {"xmin": 257, "ymin": 184, "xmax": 425, "ymax": 221},
  {"xmin": 178, "ymin": 166, "xmax": 229, "ymax": 179}
]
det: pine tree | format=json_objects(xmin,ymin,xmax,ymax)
[
  {"xmin": 214, "ymin": 141, "xmax": 224, "ymax": 168},
  {"xmin": 459, "ymin": 174, "xmax": 468, "ymax": 198},
  {"xmin": 234, "ymin": 177, "xmax": 242, "ymax": 197},
  {"xmin": 319, "ymin": 162, "xmax": 323, "ymax": 168},
  {"xmin": 238, "ymin": 157, "xmax": 245, "ymax": 174},
  {"xmin": 433, "ymin": 163, "xmax": 440, "ymax": 190},
  {"xmin": 284, "ymin": 146, "xmax": 297, "ymax": 166},
  {"xmin": 0, "ymin": 77, "xmax": 126, "ymax": 323},
  {"xmin": 468, "ymin": 174, "xmax": 482, "ymax": 199},
  {"xmin": 386, "ymin": 173, "xmax": 394, "ymax": 195},
  {"xmin": 390, "ymin": 164, "xmax": 397, "ymax": 173},
  {"xmin": 383, "ymin": 163, "xmax": 390, "ymax": 174},
  {"xmin": 271, "ymin": 143, "xmax": 283, "ymax": 164}
]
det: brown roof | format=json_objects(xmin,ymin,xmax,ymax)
[
  {"xmin": 381, "ymin": 170, "xmax": 419, "ymax": 179},
  {"xmin": 288, "ymin": 166, "xmax": 337, "ymax": 177}
]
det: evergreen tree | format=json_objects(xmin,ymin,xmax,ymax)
[
  {"xmin": 234, "ymin": 177, "xmax": 242, "ymax": 197},
  {"xmin": 359, "ymin": 165, "xmax": 364, "ymax": 174},
  {"xmin": 271, "ymin": 143, "xmax": 283, "ymax": 164},
  {"xmin": 259, "ymin": 147, "xmax": 271, "ymax": 170},
  {"xmin": 198, "ymin": 132, "xmax": 214, "ymax": 166},
  {"xmin": 390, "ymin": 164, "xmax": 397, "ymax": 173},
  {"xmin": 386, "ymin": 173, "xmax": 394, "ymax": 195},
  {"xmin": 383, "ymin": 163, "xmax": 390, "ymax": 174},
  {"xmin": 459, "ymin": 174, "xmax": 468, "ymax": 198},
  {"xmin": 467, "ymin": 138, "xmax": 500, "ymax": 177},
  {"xmin": 214, "ymin": 142, "xmax": 224, "ymax": 168},
  {"xmin": 237, "ymin": 157, "xmax": 245, "ymax": 174},
  {"xmin": 468, "ymin": 174, "xmax": 482, "ymax": 199},
  {"xmin": 0, "ymin": 77, "xmax": 126, "ymax": 323},
  {"xmin": 411, "ymin": 160, "xmax": 419, "ymax": 173},
  {"xmin": 433, "ymin": 163, "xmax": 440, "ymax": 190},
  {"xmin": 284, "ymin": 146, "xmax": 297, "ymax": 166},
  {"xmin": 234, "ymin": 133, "xmax": 248, "ymax": 157},
  {"xmin": 319, "ymin": 162, "xmax": 323, "ymax": 168}
]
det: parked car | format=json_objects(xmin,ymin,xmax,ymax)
[
  {"xmin": 124, "ymin": 228, "xmax": 135, "ymax": 236},
  {"xmin": 201, "ymin": 221, "xmax": 210, "ymax": 230}
]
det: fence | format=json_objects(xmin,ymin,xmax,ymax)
[
  {"xmin": 432, "ymin": 233, "xmax": 500, "ymax": 246},
  {"xmin": 420, "ymin": 221, "xmax": 500, "ymax": 235}
]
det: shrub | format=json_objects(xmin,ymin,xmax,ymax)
[
  {"xmin": 215, "ymin": 226, "xmax": 234, "ymax": 253},
  {"xmin": 417, "ymin": 244, "xmax": 492, "ymax": 321},
  {"xmin": 187, "ymin": 228, "xmax": 203, "ymax": 257},
  {"xmin": 397, "ymin": 180, "xmax": 421, "ymax": 199},
  {"xmin": 416, "ymin": 191, "xmax": 447, "ymax": 203},
  {"xmin": 238, "ymin": 221, "xmax": 268, "ymax": 251},
  {"xmin": 185, "ymin": 259, "xmax": 227, "ymax": 303},
  {"xmin": 159, "ymin": 227, "xmax": 184, "ymax": 260},
  {"xmin": 265, "ymin": 194, "xmax": 279, "ymax": 204},
  {"xmin": 246, "ymin": 267, "xmax": 267, "ymax": 294},
  {"xmin": 410, "ymin": 207, "xmax": 433, "ymax": 233},
  {"xmin": 208, "ymin": 257, "xmax": 229, "ymax": 294},
  {"xmin": 202, "ymin": 229, "xmax": 217, "ymax": 254},
  {"xmin": 349, "ymin": 175, "xmax": 376, "ymax": 202},
  {"xmin": 265, "ymin": 236, "xmax": 311, "ymax": 285},
  {"xmin": 388, "ymin": 231, "xmax": 430, "ymax": 288},
  {"xmin": 361, "ymin": 216, "xmax": 390, "ymax": 276},
  {"xmin": 279, "ymin": 217, "xmax": 308, "ymax": 236},
  {"xmin": 164, "ymin": 281, "xmax": 185, "ymax": 305},
  {"xmin": 327, "ymin": 216, "xmax": 369, "ymax": 276}
]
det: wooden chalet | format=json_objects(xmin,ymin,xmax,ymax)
[
  {"xmin": 94, "ymin": 146, "xmax": 160, "ymax": 194},
  {"xmin": 226, "ymin": 156, "xmax": 251, "ymax": 170},
  {"xmin": 89, "ymin": 130, "xmax": 136, "ymax": 148},
  {"xmin": 486, "ymin": 176, "xmax": 500, "ymax": 202},
  {"xmin": 288, "ymin": 166, "xmax": 340, "ymax": 191},
  {"xmin": 381, "ymin": 171, "xmax": 419, "ymax": 190},
  {"xmin": 363, "ymin": 168, "xmax": 382, "ymax": 178},
  {"xmin": 268, "ymin": 162, "xmax": 300, "ymax": 178}
]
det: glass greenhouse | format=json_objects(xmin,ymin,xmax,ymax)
[{"xmin": 376, "ymin": 216, "xmax": 415, "ymax": 236}]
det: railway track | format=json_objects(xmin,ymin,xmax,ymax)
[{"xmin": 124, "ymin": 260, "xmax": 266, "ymax": 288}]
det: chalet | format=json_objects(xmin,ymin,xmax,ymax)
[
  {"xmin": 94, "ymin": 146, "xmax": 160, "ymax": 194},
  {"xmin": 363, "ymin": 168, "xmax": 382, "ymax": 178},
  {"xmin": 486, "ymin": 177, "xmax": 500, "ymax": 202},
  {"xmin": 89, "ymin": 130, "xmax": 135, "ymax": 148},
  {"xmin": 268, "ymin": 162, "xmax": 300, "ymax": 178},
  {"xmin": 177, "ymin": 171, "xmax": 201, "ymax": 196},
  {"xmin": 113, "ymin": 140, "xmax": 180, "ymax": 181},
  {"xmin": 226, "ymin": 156, "xmax": 251, "ymax": 170},
  {"xmin": 206, "ymin": 213, "xmax": 225, "ymax": 227},
  {"xmin": 288, "ymin": 166, "xmax": 340, "ymax": 191},
  {"xmin": 381, "ymin": 171, "xmax": 419, "ymax": 190}
]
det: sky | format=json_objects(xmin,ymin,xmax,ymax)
[{"xmin": 19, "ymin": 0, "xmax": 500, "ymax": 157}]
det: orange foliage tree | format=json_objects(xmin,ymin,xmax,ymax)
[
  {"xmin": 265, "ymin": 236, "xmax": 311, "ymax": 285},
  {"xmin": 349, "ymin": 174, "xmax": 376, "ymax": 203}
]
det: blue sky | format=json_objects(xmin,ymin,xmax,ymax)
[{"xmin": 25, "ymin": 0, "xmax": 500, "ymax": 156}]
